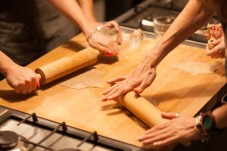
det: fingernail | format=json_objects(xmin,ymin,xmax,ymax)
[
  {"xmin": 101, "ymin": 97, "xmax": 106, "ymax": 101},
  {"xmin": 138, "ymin": 136, "xmax": 143, "ymax": 140},
  {"xmin": 37, "ymin": 81, "xmax": 40, "ymax": 89},
  {"xmin": 153, "ymin": 142, "xmax": 159, "ymax": 146},
  {"xmin": 107, "ymin": 51, "xmax": 113, "ymax": 56}
]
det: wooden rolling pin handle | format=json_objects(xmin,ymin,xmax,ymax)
[
  {"xmin": 35, "ymin": 68, "xmax": 47, "ymax": 86},
  {"xmin": 35, "ymin": 48, "xmax": 100, "ymax": 86}
]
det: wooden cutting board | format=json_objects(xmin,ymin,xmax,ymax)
[{"xmin": 0, "ymin": 33, "xmax": 226, "ymax": 149}]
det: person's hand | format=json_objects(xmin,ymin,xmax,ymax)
[
  {"xmin": 87, "ymin": 21, "xmax": 122, "ymax": 56},
  {"xmin": 102, "ymin": 60, "xmax": 156, "ymax": 101},
  {"xmin": 138, "ymin": 112, "xmax": 200, "ymax": 147},
  {"xmin": 5, "ymin": 64, "xmax": 40, "ymax": 94},
  {"xmin": 205, "ymin": 23, "xmax": 225, "ymax": 59},
  {"xmin": 88, "ymin": 30, "xmax": 119, "ymax": 56},
  {"xmin": 102, "ymin": 20, "xmax": 122, "ymax": 45},
  {"xmin": 206, "ymin": 36, "xmax": 225, "ymax": 59}
]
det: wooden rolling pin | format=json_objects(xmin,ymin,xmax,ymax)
[
  {"xmin": 35, "ymin": 48, "xmax": 100, "ymax": 85},
  {"xmin": 118, "ymin": 91, "xmax": 168, "ymax": 127},
  {"xmin": 118, "ymin": 91, "xmax": 190, "ymax": 146}
]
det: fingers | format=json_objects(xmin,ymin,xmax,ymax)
[
  {"xmin": 138, "ymin": 124, "xmax": 178, "ymax": 147},
  {"xmin": 103, "ymin": 20, "xmax": 122, "ymax": 45},
  {"xmin": 104, "ymin": 20, "xmax": 120, "ymax": 31},
  {"xmin": 161, "ymin": 112, "xmax": 179, "ymax": 119},
  {"xmin": 106, "ymin": 76, "xmax": 126, "ymax": 85},
  {"xmin": 102, "ymin": 78, "xmax": 140, "ymax": 101},
  {"xmin": 88, "ymin": 32, "xmax": 119, "ymax": 56},
  {"xmin": 102, "ymin": 82, "xmax": 131, "ymax": 101},
  {"xmin": 207, "ymin": 24, "xmax": 223, "ymax": 40},
  {"xmin": 9, "ymin": 72, "xmax": 41, "ymax": 95},
  {"xmin": 133, "ymin": 74, "xmax": 156, "ymax": 94},
  {"xmin": 103, "ymin": 66, "xmax": 156, "ymax": 101},
  {"xmin": 14, "ymin": 76, "xmax": 39, "ymax": 94},
  {"xmin": 88, "ymin": 21, "xmax": 122, "ymax": 55},
  {"xmin": 152, "ymin": 136, "xmax": 178, "ymax": 146}
]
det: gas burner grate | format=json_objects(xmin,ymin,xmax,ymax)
[{"xmin": 0, "ymin": 106, "xmax": 144, "ymax": 151}]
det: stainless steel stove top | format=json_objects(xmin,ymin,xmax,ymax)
[{"xmin": 0, "ymin": 106, "xmax": 143, "ymax": 151}]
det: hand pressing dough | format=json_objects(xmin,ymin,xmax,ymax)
[
  {"xmin": 60, "ymin": 69, "xmax": 104, "ymax": 89},
  {"xmin": 172, "ymin": 61, "xmax": 223, "ymax": 75}
]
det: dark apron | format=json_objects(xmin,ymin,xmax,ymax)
[{"xmin": 0, "ymin": 0, "xmax": 79, "ymax": 66}]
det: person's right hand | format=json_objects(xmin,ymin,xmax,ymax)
[
  {"xmin": 87, "ymin": 21, "xmax": 122, "ymax": 56},
  {"xmin": 5, "ymin": 64, "xmax": 40, "ymax": 94},
  {"xmin": 138, "ymin": 113, "xmax": 199, "ymax": 147},
  {"xmin": 102, "ymin": 60, "xmax": 156, "ymax": 101},
  {"xmin": 88, "ymin": 30, "xmax": 119, "ymax": 56}
]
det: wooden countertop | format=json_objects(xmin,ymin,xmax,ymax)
[{"xmin": 0, "ymin": 33, "xmax": 226, "ymax": 149}]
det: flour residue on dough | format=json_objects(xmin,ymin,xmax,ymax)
[
  {"xmin": 171, "ymin": 61, "xmax": 223, "ymax": 75},
  {"xmin": 60, "ymin": 69, "xmax": 104, "ymax": 89}
]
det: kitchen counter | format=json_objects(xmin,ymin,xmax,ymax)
[{"xmin": 0, "ymin": 30, "xmax": 226, "ymax": 149}]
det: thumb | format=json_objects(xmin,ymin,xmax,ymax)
[{"xmin": 161, "ymin": 112, "xmax": 179, "ymax": 119}]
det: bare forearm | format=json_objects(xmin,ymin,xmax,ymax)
[
  {"xmin": 78, "ymin": 0, "xmax": 96, "ymax": 23},
  {"xmin": 48, "ymin": 0, "xmax": 95, "ymax": 36},
  {"xmin": 0, "ymin": 51, "xmax": 16, "ymax": 76},
  {"xmin": 146, "ymin": 0, "xmax": 214, "ymax": 68}
]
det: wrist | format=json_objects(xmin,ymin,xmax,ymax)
[
  {"xmin": 0, "ymin": 61, "xmax": 16, "ymax": 77},
  {"xmin": 1, "ymin": 63, "xmax": 18, "ymax": 77},
  {"xmin": 84, "ymin": 24, "xmax": 104, "ymax": 41},
  {"xmin": 143, "ymin": 55, "xmax": 158, "ymax": 69},
  {"xmin": 195, "ymin": 111, "xmax": 223, "ymax": 143},
  {"xmin": 195, "ymin": 113, "xmax": 211, "ymax": 143}
]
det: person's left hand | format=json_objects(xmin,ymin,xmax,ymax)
[
  {"xmin": 87, "ymin": 21, "xmax": 122, "ymax": 56},
  {"xmin": 138, "ymin": 112, "xmax": 200, "ymax": 147}
]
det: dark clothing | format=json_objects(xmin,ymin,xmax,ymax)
[
  {"xmin": 223, "ymin": 23, "xmax": 227, "ymax": 78},
  {"xmin": 105, "ymin": 0, "xmax": 143, "ymax": 21},
  {"xmin": 0, "ymin": 0, "xmax": 79, "ymax": 66}
]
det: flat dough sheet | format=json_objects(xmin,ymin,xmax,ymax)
[
  {"xmin": 172, "ymin": 61, "xmax": 223, "ymax": 75},
  {"xmin": 60, "ymin": 69, "xmax": 104, "ymax": 89}
]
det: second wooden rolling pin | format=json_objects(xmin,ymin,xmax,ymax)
[
  {"xmin": 35, "ymin": 48, "xmax": 100, "ymax": 85},
  {"xmin": 118, "ymin": 91, "xmax": 190, "ymax": 146},
  {"xmin": 118, "ymin": 91, "xmax": 168, "ymax": 127}
]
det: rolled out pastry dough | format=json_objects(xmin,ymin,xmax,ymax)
[
  {"xmin": 60, "ymin": 69, "xmax": 104, "ymax": 89},
  {"xmin": 172, "ymin": 61, "xmax": 223, "ymax": 75}
]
